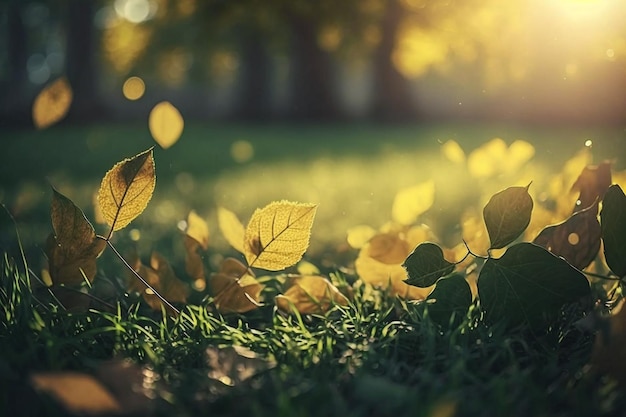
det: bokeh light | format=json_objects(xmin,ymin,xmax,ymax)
[
  {"xmin": 122, "ymin": 76, "xmax": 145, "ymax": 100},
  {"xmin": 230, "ymin": 140, "xmax": 254, "ymax": 163}
]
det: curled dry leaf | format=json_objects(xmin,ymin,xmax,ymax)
[
  {"xmin": 128, "ymin": 252, "xmax": 188, "ymax": 314},
  {"xmin": 533, "ymin": 201, "xmax": 601, "ymax": 270},
  {"xmin": 186, "ymin": 210, "xmax": 209, "ymax": 250},
  {"xmin": 571, "ymin": 162, "xmax": 612, "ymax": 213},
  {"xmin": 276, "ymin": 275, "xmax": 349, "ymax": 315},
  {"xmin": 391, "ymin": 180, "xmax": 435, "ymax": 226},
  {"xmin": 210, "ymin": 257, "xmax": 262, "ymax": 313},
  {"xmin": 483, "ymin": 184, "xmax": 533, "ymax": 249},
  {"xmin": 367, "ymin": 232, "xmax": 410, "ymax": 265},
  {"xmin": 244, "ymin": 201, "xmax": 317, "ymax": 271},
  {"xmin": 45, "ymin": 189, "xmax": 105, "ymax": 286},
  {"xmin": 97, "ymin": 148, "xmax": 156, "ymax": 233},
  {"xmin": 217, "ymin": 207, "xmax": 245, "ymax": 253},
  {"xmin": 32, "ymin": 77, "xmax": 73, "ymax": 129},
  {"xmin": 149, "ymin": 101, "xmax": 184, "ymax": 149}
]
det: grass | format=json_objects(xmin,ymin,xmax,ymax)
[
  {"xmin": 2, "ymin": 123, "xmax": 626, "ymax": 415},
  {"xmin": 1, "ymin": 248, "xmax": 623, "ymax": 417}
]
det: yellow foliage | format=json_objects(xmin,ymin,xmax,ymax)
[
  {"xmin": 102, "ymin": 19, "xmax": 152, "ymax": 74},
  {"xmin": 467, "ymin": 138, "xmax": 534, "ymax": 179},
  {"xmin": 391, "ymin": 180, "xmax": 436, "ymax": 225},
  {"xmin": 217, "ymin": 207, "xmax": 246, "ymax": 254},
  {"xmin": 346, "ymin": 224, "xmax": 377, "ymax": 249},
  {"xmin": 441, "ymin": 140, "xmax": 466, "ymax": 165},
  {"xmin": 97, "ymin": 148, "xmax": 156, "ymax": 233},
  {"xmin": 244, "ymin": 201, "xmax": 317, "ymax": 271},
  {"xmin": 32, "ymin": 77, "xmax": 72, "ymax": 129},
  {"xmin": 276, "ymin": 275, "xmax": 349, "ymax": 315},
  {"xmin": 149, "ymin": 101, "xmax": 184, "ymax": 149},
  {"xmin": 185, "ymin": 210, "xmax": 209, "ymax": 250}
]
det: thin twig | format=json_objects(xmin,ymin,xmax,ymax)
[{"xmin": 100, "ymin": 236, "xmax": 180, "ymax": 316}]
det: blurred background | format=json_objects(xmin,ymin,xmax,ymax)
[{"xmin": 1, "ymin": 0, "xmax": 626, "ymax": 269}]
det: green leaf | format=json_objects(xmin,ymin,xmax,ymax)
[
  {"xmin": 403, "ymin": 242, "xmax": 454, "ymax": 288},
  {"xmin": 601, "ymin": 184, "xmax": 626, "ymax": 277},
  {"xmin": 426, "ymin": 274, "xmax": 472, "ymax": 327},
  {"xmin": 483, "ymin": 184, "xmax": 533, "ymax": 249},
  {"xmin": 478, "ymin": 242, "xmax": 590, "ymax": 327}
]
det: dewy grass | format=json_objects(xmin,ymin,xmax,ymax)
[{"xmin": 1, "ymin": 252, "xmax": 624, "ymax": 417}]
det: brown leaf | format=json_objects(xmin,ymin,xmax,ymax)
[
  {"xmin": 45, "ymin": 189, "xmax": 105, "ymax": 286},
  {"xmin": 244, "ymin": 201, "xmax": 317, "ymax": 271},
  {"xmin": 97, "ymin": 148, "xmax": 156, "ymax": 233},
  {"xmin": 367, "ymin": 232, "xmax": 411, "ymax": 265},
  {"xmin": 127, "ymin": 252, "xmax": 188, "ymax": 313},
  {"xmin": 533, "ymin": 201, "xmax": 601, "ymax": 270},
  {"xmin": 30, "ymin": 372, "xmax": 121, "ymax": 414},
  {"xmin": 184, "ymin": 235, "xmax": 206, "ymax": 291},
  {"xmin": 571, "ymin": 162, "xmax": 612, "ymax": 213},
  {"xmin": 209, "ymin": 258, "xmax": 262, "ymax": 313},
  {"xmin": 275, "ymin": 275, "xmax": 349, "ymax": 315},
  {"xmin": 32, "ymin": 77, "xmax": 72, "ymax": 129}
]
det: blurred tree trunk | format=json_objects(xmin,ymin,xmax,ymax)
[
  {"xmin": 370, "ymin": 0, "xmax": 416, "ymax": 122},
  {"xmin": 235, "ymin": 28, "xmax": 272, "ymax": 121},
  {"xmin": 287, "ymin": 14, "xmax": 339, "ymax": 121},
  {"xmin": 65, "ymin": 0, "xmax": 106, "ymax": 122},
  {"xmin": 0, "ymin": 0, "xmax": 30, "ymax": 127}
]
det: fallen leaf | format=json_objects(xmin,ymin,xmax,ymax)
[
  {"xmin": 97, "ymin": 148, "xmax": 156, "ymax": 233},
  {"xmin": 391, "ymin": 180, "xmax": 435, "ymax": 226},
  {"xmin": 403, "ymin": 242, "xmax": 455, "ymax": 288},
  {"xmin": 149, "ymin": 101, "xmax": 184, "ymax": 149},
  {"xmin": 601, "ymin": 184, "xmax": 626, "ymax": 277},
  {"xmin": 346, "ymin": 224, "xmax": 377, "ymax": 249},
  {"xmin": 45, "ymin": 189, "xmax": 105, "ymax": 286},
  {"xmin": 210, "ymin": 257, "xmax": 262, "ymax": 313},
  {"xmin": 217, "ymin": 207, "xmax": 245, "ymax": 253},
  {"xmin": 571, "ymin": 162, "xmax": 612, "ymax": 212},
  {"xmin": 276, "ymin": 275, "xmax": 349, "ymax": 314},
  {"xmin": 184, "ymin": 235, "xmax": 205, "ymax": 290},
  {"xmin": 478, "ymin": 243, "xmax": 590, "ymax": 327},
  {"xmin": 30, "ymin": 372, "xmax": 121, "ymax": 414},
  {"xmin": 483, "ymin": 184, "xmax": 533, "ymax": 249},
  {"xmin": 533, "ymin": 201, "xmax": 601, "ymax": 270},
  {"xmin": 367, "ymin": 232, "xmax": 411, "ymax": 265},
  {"xmin": 244, "ymin": 201, "xmax": 317, "ymax": 271},
  {"xmin": 32, "ymin": 77, "xmax": 72, "ymax": 129},
  {"xmin": 186, "ymin": 210, "xmax": 209, "ymax": 250}
]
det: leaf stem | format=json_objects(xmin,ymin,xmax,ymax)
[
  {"xmin": 100, "ymin": 236, "xmax": 180, "ymax": 316},
  {"xmin": 583, "ymin": 271, "xmax": 622, "ymax": 281}
]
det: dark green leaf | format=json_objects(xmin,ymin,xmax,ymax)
[
  {"xmin": 483, "ymin": 185, "xmax": 533, "ymax": 249},
  {"xmin": 533, "ymin": 201, "xmax": 601, "ymax": 270},
  {"xmin": 478, "ymin": 242, "xmax": 590, "ymax": 327},
  {"xmin": 403, "ymin": 242, "xmax": 454, "ymax": 287},
  {"xmin": 601, "ymin": 184, "xmax": 626, "ymax": 277},
  {"xmin": 426, "ymin": 274, "xmax": 472, "ymax": 327}
]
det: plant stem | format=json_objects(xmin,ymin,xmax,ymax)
[{"xmin": 101, "ymin": 237, "xmax": 180, "ymax": 316}]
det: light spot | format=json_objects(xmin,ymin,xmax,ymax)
[
  {"xmin": 193, "ymin": 278, "xmax": 206, "ymax": 291},
  {"xmin": 606, "ymin": 49, "xmax": 615, "ymax": 59},
  {"xmin": 129, "ymin": 229, "xmax": 141, "ymax": 241},
  {"xmin": 122, "ymin": 76, "xmax": 145, "ymax": 100},
  {"xmin": 568, "ymin": 232, "xmax": 580, "ymax": 245},
  {"xmin": 175, "ymin": 172, "xmax": 195, "ymax": 194},
  {"xmin": 231, "ymin": 140, "xmax": 254, "ymax": 163},
  {"xmin": 177, "ymin": 220, "xmax": 187, "ymax": 232},
  {"xmin": 584, "ymin": 139, "xmax": 593, "ymax": 147}
]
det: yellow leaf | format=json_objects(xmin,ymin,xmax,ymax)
[
  {"xmin": 505, "ymin": 140, "xmax": 535, "ymax": 173},
  {"xmin": 391, "ymin": 180, "xmax": 435, "ymax": 226},
  {"xmin": 217, "ymin": 207, "xmax": 245, "ymax": 253},
  {"xmin": 45, "ymin": 189, "xmax": 106, "ymax": 286},
  {"xmin": 244, "ymin": 201, "xmax": 317, "ymax": 271},
  {"xmin": 441, "ymin": 140, "xmax": 466, "ymax": 164},
  {"xmin": 186, "ymin": 210, "xmax": 209, "ymax": 250},
  {"xmin": 467, "ymin": 138, "xmax": 507, "ymax": 178},
  {"xmin": 97, "ymin": 148, "xmax": 156, "ymax": 233},
  {"xmin": 210, "ymin": 258, "xmax": 262, "ymax": 313},
  {"xmin": 30, "ymin": 372, "xmax": 121, "ymax": 414},
  {"xmin": 367, "ymin": 232, "xmax": 410, "ymax": 265},
  {"xmin": 346, "ymin": 224, "xmax": 377, "ymax": 249},
  {"xmin": 276, "ymin": 275, "xmax": 349, "ymax": 315},
  {"xmin": 32, "ymin": 77, "xmax": 73, "ymax": 129},
  {"xmin": 149, "ymin": 101, "xmax": 184, "ymax": 149}
]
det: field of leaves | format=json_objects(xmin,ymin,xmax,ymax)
[{"xmin": 2, "ymin": 79, "xmax": 626, "ymax": 416}]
